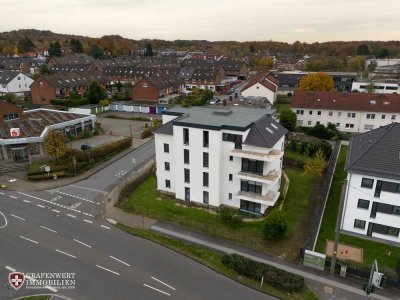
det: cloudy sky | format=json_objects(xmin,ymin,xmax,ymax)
[{"xmin": 3, "ymin": 0, "xmax": 400, "ymax": 42}]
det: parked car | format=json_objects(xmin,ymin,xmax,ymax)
[{"xmin": 81, "ymin": 144, "xmax": 94, "ymax": 151}]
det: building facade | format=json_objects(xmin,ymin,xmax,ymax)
[
  {"xmin": 341, "ymin": 123, "xmax": 400, "ymax": 244},
  {"xmin": 0, "ymin": 71, "xmax": 34, "ymax": 96},
  {"xmin": 351, "ymin": 81, "xmax": 399, "ymax": 94},
  {"xmin": 240, "ymin": 75, "xmax": 278, "ymax": 104},
  {"xmin": 154, "ymin": 106, "xmax": 287, "ymax": 215}
]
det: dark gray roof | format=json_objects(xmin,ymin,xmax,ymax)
[
  {"xmin": 144, "ymin": 74, "xmax": 183, "ymax": 90},
  {"xmin": 0, "ymin": 71, "xmax": 19, "ymax": 85},
  {"xmin": 244, "ymin": 115, "xmax": 287, "ymax": 148},
  {"xmin": 345, "ymin": 123, "xmax": 400, "ymax": 180},
  {"xmin": 153, "ymin": 120, "xmax": 174, "ymax": 135},
  {"xmin": 39, "ymin": 71, "xmax": 108, "ymax": 88}
]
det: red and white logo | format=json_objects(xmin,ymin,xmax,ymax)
[
  {"xmin": 10, "ymin": 128, "xmax": 21, "ymax": 138},
  {"xmin": 8, "ymin": 272, "xmax": 25, "ymax": 290}
]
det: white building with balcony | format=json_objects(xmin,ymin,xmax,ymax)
[
  {"xmin": 154, "ymin": 106, "xmax": 287, "ymax": 215},
  {"xmin": 341, "ymin": 123, "xmax": 400, "ymax": 244}
]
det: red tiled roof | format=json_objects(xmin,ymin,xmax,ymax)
[
  {"xmin": 292, "ymin": 91, "xmax": 400, "ymax": 113},
  {"xmin": 241, "ymin": 75, "xmax": 278, "ymax": 93}
]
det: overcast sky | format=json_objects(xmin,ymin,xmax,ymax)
[{"xmin": 3, "ymin": 0, "xmax": 400, "ymax": 42}]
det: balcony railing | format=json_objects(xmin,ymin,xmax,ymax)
[
  {"xmin": 238, "ymin": 170, "xmax": 280, "ymax": 183},
  {"xmin": 236, "ymin": 190, "xmax": 280, "ymax": 205},
  {"xmin": 231, "ymin": 149, "xmax": 283, "ymax": 161}
]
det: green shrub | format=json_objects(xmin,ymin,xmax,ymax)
[
  {"xmin": 221, "ymin": 254, "xmax": 304, "ymax": 293},
  {"xmin": 219, "ymin": 207, "xmax": 243, "ymax": 224},
  {"xmin": 50, "ymin": 98, "xmax": 89, "ymax": 107},
  {"xmin": 263, "ymin": 210, "xmax": 288, "ymax": 241},
  {"xmin": 141, "ymin": 128, "xmax": 153, "ymax": 139}
]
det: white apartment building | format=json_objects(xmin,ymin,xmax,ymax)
[
  {"xmin": 341, "ymin": 123, "xmax": 400, "ymax": 244},
  {"xmin": 292, "ymin": 91, "xmax": 400, "ymax": 133},
  {"xmin": 352, "ymin": 81, "xmax": 399, "ymax": 94},
  {"xmin": 154, "ymin": 106, "xmax": 287, "ymax": 215},
  {"xmin": 0, "ymin": 71, "xmax": 34, "ymax": 96}
]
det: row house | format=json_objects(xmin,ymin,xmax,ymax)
[
  {"xmin": 47, "ymin": 54, "xmax": 93, "ymax": 69},
  {"xmin": 276, "ymin": 59, "xmax": 306, "ymax": 72},
  {"xmin": 179, "ymin": 60, "xmax": 225, "ymax": 92},
  {"xmin": 132, "ymin": 74, "xmax": 184, "ymax": 103},
  {"xmin": 218, "ymin": 59, "xmax": 248, "ymax": 81},
  {"xmin": 0, "ymin": 71, "xmax": 34, "ymax": 96},
  {"xmin": 103, "ymin": 66, "xmax": 160, "ymax": 85},
  {"xmin": 240, "ymin": 74, "xmax": 279, "ymax": 104},
  {"xmin": 91, "ymin": 57, "xmax": 140, "ymax": 72},
  {"xmin": 0, "ymin": 57, "xmax": 45, "ymax": 75},
  {"xmin": 292, "ymin": 91, "xmax": 400, "ymax": 133},
  {"xmin": 154, "ymin": 106, "xmax": 286, "ymax": 215},
  {"xmin": 30, "ymin": 71, "xmax": 109, "ymax": 105},
  {"xmin": 342, "ymin": 123, "xmax": 400, "ymax": 244}
]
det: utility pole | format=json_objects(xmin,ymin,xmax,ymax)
[{"xmin": 330, "ymin": 179, "xmax": 347, "ymax": 275}]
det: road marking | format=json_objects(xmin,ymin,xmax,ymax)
[
  {"xmin": 23, "ymin": 199, "xmax": 31, "ymax": 203},
  {"xmin": 55, "ymin": 249, "xmax": 76, "ymax": 259},
  {"xmin": 10, "ymin": 214, "xmax": 25, "ymax": 221},
  {"xmin": 143, "ymin": 284, "xmax": 171, "ymax": 296},
  {"xmin": 96, "ymin": 265, "xmax": 120, "ymax": 276},
  {"xmin": 84, "ymin": 219, "xmax": 93, "ymax": 224},
  {"xmin": 115, "ymin": 170, "xmax": 127, "ymax": 177},
  {"xmin": 73, "ymin": 239, "xmax": 92, "ymax": 248},
  {"xmin": 40, "ymin": 225, "xmax": 57, "ymax": 234},
  {"xmin": 109, "ymin": 256, "xmax": 130, "ymax": 267},
  {"xmin": 9, "ymin": 195, "xmax": 17, "ymax": 199},
  {"xmin": 20, "ymin": 236, "xmax": 39, "ymax": 244},
  {"xmin": 68, "ymin": 184, "xmax": 107, "ymax": 195},
  {"xmin": 37, "ymin": 204, "xmax": 45, "ymax": 208},
  {"xmin": 106, "ymin": 218, "xmax": 117, "ymax": 225},
  {"xmin": 0, "ymin": 211, "xmax": 7, "ymax": 229},
  {"xmin": 70, "ymin": 202, "xmax": 82, "ymax": 210},
  {"xmin": 0, "ymin": 192, "xmax": 4, "ymax": 195},
  {"xmin": 151, "ymin": 276, "xmax": 176, "ymax": 290},
  {"xmin": 52, "ymin": 209, "xmax": 61, "ymax": 213},
  {"xmin": 67, "ymin": 214, "xmax": 77, "ymax": 219},
  {"xmin": 5, "ymin": 266, "xmax": 16, "ymax": 272},
  {"xmin": 56, "ymin": 191, "xmax": 99, "ymax": 205},
  {"xmin": 101, "ymin": 225, "xmax": 111, "ymax": 230}
]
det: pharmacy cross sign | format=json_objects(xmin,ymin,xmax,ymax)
[{"xmin": 8, "ymin": 272, "xmax": 25, "ymax": 290}]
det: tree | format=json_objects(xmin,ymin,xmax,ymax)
[
  {"xmin": 377, "ymin": 48, "xmax": 390, "ymax": 58},
  {"xmin": 69, "ymin": 91, "xmax": 81, "ymax": 99},
  {"xmin": 365, "ymin": 82, "xmax": 375, "ymax": 93},
  {"xmin": 17, "ymin": 36, "xmax": 36, "ymax": 53},
  {"xmin": 304, "ymin": 148, "xmax": 328, "ymax": 176},
  {"xmin": 299, "ymin": 72, "xmax": 334, "ymax": 91},
  {"xmin": 347, "ymin": 57, "xmax": 364, "ymax": 72},
  {"xmin": 367, "ymin": 60, "xmax": 377, "ymax": 72},
  {"xmin": 48, "ymin": 41, "xmax": 62, "ymax": 57},
  {"xmin": 39, "ymin": 65, "xmax": 50, "ymax": 75},
  {"xmin": 70, "ymin": 39, "xmax": 83, "ymax": 53},
  {"xmin": 144, "ymin": 43, "xmax": 153, "ymax": 56},
  {"xmin": 357, "ymin": 44, "xmax": 369, "ymax": 55},
  {"xmin": 85, "ymin": 81, "xmax": 106, "ymax": 104},
  {"xmin": 279, "ymin": 109, "xmax": 297, "ymax": 132},
  {"xmin": 44, "ymin": 130, "xmax": 66, "ymax": 163},
  {"xmin": 89, "ymin": 44, "xmax": 105, "ymax": 59},
  {"xmin": 263, "ymin": 210, "xmax": 288, "ymax": 241},
  {"xmin": 307, "ymin": 124, "xmax": 336, "ymax": 140}
]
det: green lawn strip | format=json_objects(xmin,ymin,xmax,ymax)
[
  {"xmin": 16, "ymin": 296, "xmax": 50, "ymax": 300},
  {"xmin": 282, "ymin": 168, "xmax": 317, "ymax": 236},
  {"xmin": 276, "ymin": 103, "xmax": 291, "ymax": 115},
  {"xmin": 116, "ymin": 223, "xmax": 319, "ymax": 300},
  {"xmin": 284, "ymin": 149, "xmax": 307, "ymax": 166}
]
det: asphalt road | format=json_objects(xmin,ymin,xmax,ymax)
[{"xmin": 0, "ymin": 140, "xmax": 273, "ymax": 300}]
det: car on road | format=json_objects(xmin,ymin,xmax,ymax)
[{"xmin": 81, "ymin": 144, "xmax": 95, "ymax": 151}]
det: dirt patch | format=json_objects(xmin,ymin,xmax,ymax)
[{"xmin": 325, "ymin": 240, "xmax": 363, "ymax": 263}]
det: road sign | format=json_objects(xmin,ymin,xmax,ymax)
[
  {"xmin": 45, "ymin": 166, "xmax": 50, "ymax": 173},
  {"xmin": 303, "ymin": 250, "xmax": 326, "ymax": 271}
]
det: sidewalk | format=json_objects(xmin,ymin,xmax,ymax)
[{"xmin": 1, "ymin": 138, "xmax": 151, "ymax": 192}]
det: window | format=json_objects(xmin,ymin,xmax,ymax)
[
  {"xmin": 329, "ymin": 111, "xmax": 333, "ymax": 116},
  {"xmin": 357, "ymin": 199, "xmax": 370, "ymax": 209},
  {"xmin": 361, "ymin": 177, "xmax": 374, "ymax": 189},
  {"xmin": 317, "ymin": 111, "xmax": 321, "ymax": 116},
  {"xmin": 229, "ymin": 174, "xmax": 233, "ymax": 181},
  {"xmin": 364, "ymin": 125, "xmax": 374, "ymax": 131},
  {"xmin": 336, "ymin": 123, "xmax": 340, "ymax": 128},
  {"xmin": 184, "ymin": 149, "xmax": 189, "ymax": 164},
  {"xmin": 338, "ymin": 112, "xmax": 342, "ymax": 116},
  {"xmin": 183, "ymin": 128, "xmax": 189, "ymax": 145},
  {"xmin": 241, "ymin": 158, "xmax": 263, "ymax": 175},
  {"xmin": 240, "ymin": 180, "xmax": 262, "ymax": 194},
  {"xmin": 388, "ymin": 226, "xmax": 399, "ymax": 236},
  {"xmin": 165, "ymin": 180, "xmax": 170, "ymax": 188},
  {"xmin": 228, "ymin": 193, "xmax": 232, "ymax": 200},
  {"xmin": 142, "ymin": 81, "xmax": 148, "ymax": 87},
  {"xmin": 309, "ymin": 110, "xmax": 313, "ymax": 115},
  {"xmin": 347, "ymin": 112, "xmax": 356, "ymax": 118},
  {"xmin": 345, "ymin": 123, "xmax": 354, "ymax": 128},
  {"xmin": 354, "ymin": 219, "xmax": 366, "ymax": 229},
  {"xmin": 184, "ymin": 168, "xmax": 190, "ymax": 183},
  {"xmin": 163, "ymin": 143, "xmax": 169, "ymax": 153},
  {"xmin": 185, "ymin": 187, "xmax": 190, "ymax": 201},
  {"xmin": 203, "ymin": 191, "xmax": 209, "ymax": 204},
  {"xmin": 382, "ymin": 114, "xmax": 386, "ymax": 120},
  {"xmin": 366, "ymin": 114, "xmax": 375, "ymax": 119},
  {"xmin": 307, "ymin": 121, "xmax": 312, "ymax": 126},
  {"xmin": 203, "ymin": 131, "xmax": 209, "ymax": 147},
  {"xmin": 393, "ymin": 206, "xmax": 400, "ymax": 215},
  {"xmin": 222, "ymin": 133, "xmax": 242, "ymax": 149},
  {"xmin": 240, "ymin": 200, "xmax": 261, "ymax": 214},
  {"xmin": 203, "ymin": 172, "xmax": 209, "ymax": 187},
  {"xmin": 229, "ymin": 156, "xmax": 233, "ymax": 161},
  {"xmin": 316, "ymin": 121, "xmax": 320, "ymax": 125},
  {"xmin": 203, "ymin": 152, "xmax": 209, "ymax": 168},
  {"xmin": 392, "ymin": 115, "xmax": 396, "ymax": 120},
  {"xmin": 164, "ymin": 162, "xmax": 170, "ymax": 171},
  {"xmin": 296, "ymin": 109, "xmax": 304, "ymax": 115}
]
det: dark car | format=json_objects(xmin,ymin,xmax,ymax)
[{"xmin": 81, "ymin": 144, "xmax": 94, "ymax": 151}]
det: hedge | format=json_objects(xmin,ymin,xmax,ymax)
[
  {"xmin": 50, "ymin": 98, "xmax": 89, "ymax": 107},
  {"xmin": 221, "ymin": 254, "xmax": 304, "ymax": 293}
]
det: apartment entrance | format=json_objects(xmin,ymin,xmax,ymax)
[{"xmin": 10, "ymin": 146, "xmax": 29, "ymax": 162}]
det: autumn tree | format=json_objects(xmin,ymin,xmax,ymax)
[
  {"xmin": 85, "ymin": 81, "xmax": 107, "ymax": 104},
  {"xmin": 299, "ymin": 72, "xmax": 334, "ymax": 91},
  {"xmin": 44, "ymin": 131, "xmax": 66, "ymax": 163},
  {"xmin": 347, "ymin": 57, "xmax": 364, "ymax": 72},
  {"xmin": 17, "ymin": 36, "xmax": 36, "ymax": 53},
  {"xmin": 304, "ymin": 148, "xmax": 328, "ymax": 176},
  {"xmin": 279, "ymin": 109, "xmax": 297, "ymax": 132},
  {"xmin": 48, "ymin": 41, "xmax": 62, "ymax": 57},
  {"xmin": 89, "ymin": 44, "xmax": 105, "ymax": 59},
  {"xmin": 357, "ymin": 44, "xmax": 370, "ymax": 55},
  {"xmin": 70, "ymin": 39, "xmax": 83, "ymax": 53}
]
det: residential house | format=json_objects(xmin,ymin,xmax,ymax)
[
  {"xmin": 47, "ymin": 54, "xmax": 93, "ymax": 69},
  {"xmin": 341, "ymin": 123, "xmax": 400, "ymax": 244},
  {"xmin": 0, "ymin": 71, "xmax": 34, "ymax": 96},
  {"xmin": 240, "ymin": 74, "xmax": 278, "ymax": 104},
  {"xmin": 219, "ymin": 59, "xmax": 248, "ymax": 81},
  {"xmin": 0, "ymin": 101, "xmax": 23, "ymax": 122},
  {"xmin": 179, "ymin": 60, "xmax": 225, "ymax": 92},
  {"xmin": 352, "ymin": 81, "xmax": 399, "ymax": 94},
  {"xmin": 154, "ymin": 106, "xmax": 286, "ymax": 215},
  {"xmin": 292, "ymin": 91, "xmax": 400, "ymax": 133},
  {"xmin": 276, "ymin": 59, "xmax": 306, "ymax": 72}
]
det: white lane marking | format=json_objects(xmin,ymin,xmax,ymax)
[
  {"xmin": 9, "ymin": 196, "xmax": 17, "ymax": 199},
  {"xmin": 19, "ymin": 192, "xmax": 94, "ymax": 218},
  {"xmin": 20, "ymin": 236, "xmax": 39, "ymax": 244},
  {"xmin": 55, "ymin": 249, "xmax": 76, "ymax": 259},
  {"xmin": 0, "ymin": 192, "xmax": 4, "ymax": 195},
  {"xmin": 0, "ymin": 211, "xmax": 8, "ymax": 229},
  {"xmin": 73, "ymin": 239, "xmax": 92, "ymax": 248},
  {"xmin": 56, "ymin": 191, "xmax": 99, "ymax": 205},
  {"xmin": 37, "ymin": 204, "xmax": 45, "ymax": 208},
  {"xmin": 10, "ymin": 214, "xmax": 25, "ymax": 221},
  {"xmin": 67, "ymin": 214, "xmax": 76, "ymax": 219},
  {"xmin": 84, "ymin": 219, "xmax": 93, "ymax": 224},
  {"xmin": 23, "ymin": 200, "xmax": 31, "ymax": 203},
  {"xmin": 109, "ymin": 256, "xmax": 130, "ymax": 267},
  {"xmin": 68, "ymin": 184, "xmax": 107, "ymax": 195},
  {"xmin": 151, "ymin": 276, "xmax": 176, "ymax": 290},
  {"xmin": 143, "ymin": 284, "xmax": 171, "ymax": 296},
  {"xmin": 101, "ymin": 225, "xmax": 111, "ymax": 230},
  {"xmin": 96, "ymin": 265, "xmax": 120, "ymax": 276},
  {"xmin": 106, "ymin": 218, "xmax": 117, "ymax": 225},
  {"xmin": 52, "ymin": 209, "xmax": 60, "ymax": 213},
  {"xmin": 5, "ymin": 266, "xmax": 16, "ymax": 272},
  {"xmin": 115, "ymin": 170, "xmax": 127, "ymax": 177},
  {"xmin": 40, "ymin": 225, "xmax": 57, "ymax": 234}
]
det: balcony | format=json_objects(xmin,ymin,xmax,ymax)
[
  {"xmin": 237, "ymin": 190, "xmax": 280, "ymax": 206},
  {"xmin": 231, "ymin": 149, "xmax": 283, "ymax": 161},
  {"xmin": 238, "ymin": 170, "xmax": 280, "ymax": 184}
]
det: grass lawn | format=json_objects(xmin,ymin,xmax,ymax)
[
  {"xmin": 116, "ymin": 223, "xmax": 318, "ymax": 300},
  {"xmin": 315, "ymin": 145, "xmax": 400, "ymax": 273},
  {"xmin": 276, "ymin": 103, "xmax": 291, "ymax": 115},
  {"xmin": 284, "ymin": 149, "xmax": 307, "ymax": 165}
]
